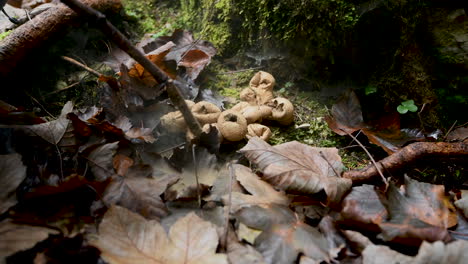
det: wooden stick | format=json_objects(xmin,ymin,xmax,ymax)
[
  {"xmin": 0, "ymin": 0, "xmax": 122, "ymax": 76},
  {"xmin": 343, "ymin": 142, "xmax": 468, "ymax": 183}
]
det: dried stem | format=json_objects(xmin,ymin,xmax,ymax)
[{"xmin": 341, "ymin": 129, "xmax": 388, "ymax": 185}]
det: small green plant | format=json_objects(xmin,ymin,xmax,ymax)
[
  {"xmin": 397, "ymin": 100, "xmax": 418, "ymax": 114},
  {"xmin": 365, "ymin": 86, "xmax": 377, "ymax": 95}
]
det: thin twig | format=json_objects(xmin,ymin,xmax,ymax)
[
  {"xmin": 61, "ymin": 56, "xmax": 102, "ymax": 77},
  {"xmin": 192, "ymin": 145, "xmax": 202, "ymax": 208},
  {"xmin": 319, "ymin": 151, "xmax": 340, "ymax": 178},
  {"xmin": 222, "ymin": 163, "xmax": 234, "ymax": 252},
  {"xmin": 418, "ymin": 103, "xmax": 427, "ymax": 132},
  {"xmin": 443, "ymin": 120, "xmax": 458, "ymax": 141},
  {"xmin": 341, "ymin": 129, "xmax": 388, "ymax": 185},
  {"xmin": 26, "ymin": 92, "xmax": 55, "ymax": 119}
]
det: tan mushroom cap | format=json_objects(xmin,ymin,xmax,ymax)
[
  {"xmin": 269, "ymin": 97, "xmax": 294, "ymax": 126},
  {"xmin": 191, "ymin": 101, "xmax": 221, "ymax": 125},
  {"xmin": 217, "ymin": 110, "xmax": 248, "ymax": 141},
  {"xmin": 231, "ymin": 101, "xmax": 251, "ymax": 112},
  {"xmin": 246, "ymin": 124, "xmax": 272, "ymax": 141},
  {"xmin": 249, "ymin": 71, "xmax": 276, "ymax": 92},
  {"xmin": 239, "ymin": 88, "xmax": 257, "ymax": 105},
  {"xmin": 160, "ymin": 111, "xmax": 186, "ymax": 132},
  {"xmin": 241, "ymin": 105, "xmax": 273, "ymax": 124}
]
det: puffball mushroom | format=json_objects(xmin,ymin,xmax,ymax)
[
  {"xmin": 191, "ymin": 101, "xmax": 221, "ymax": 125},
  {"xmin": 241, "ymin": 105, "xmax": 272, "ymax": 124},
  {"xmin": 246, "ymin": 124, "xmax": 272, "ymax": 141},
  {"xmin": 269, "ymin": 97, "xmax": 294, "ymax": 125},
  {"xmin": 217, "ymin": 111, "xmax": 248, "ymax": 141},
  {"xmin": 160, "ymin": 111, "xmax": 186, "ymax": 132},
  {"xmin": 239, "ymin": 88, "xmax": 257, "ymax": 105},
  {"xmin": 249, "ymin": 71, "xmax": 276, "ymax": 92}
]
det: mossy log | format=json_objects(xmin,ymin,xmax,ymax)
[{"xmin": 0, "ymin": 0, "xmax": 122, "ymax": 77}]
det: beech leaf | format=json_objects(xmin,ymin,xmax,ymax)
[
  {"xmin": 223, "ymin": 164, "xmax": 289, "ymax": 212},
  {"xmin": 26, "ymin": 101, "xmax": 73, "ymax": 144},
  {"xmin": 324, "ymin": 90, "xmax": 365, "ymax": 136},
  {"xmin": 165, "ymin": 147, "xmax": 221, "ymax": 200},
  {"xmin": 102, "ymin": 175, "xmax": 172, "ymax": 220},
  {"xmin": 363, "ymin": 240, "xmax": 468, "ymax": 264},
  {"xmin": 0, "ymin": 220, "xmax": 59, "ymax": 260},
  {"xmin": 240, "ymin": 137, "xmax": 351, "ymax": 204},
  {"xmin": 0, "ymin": 153, "xmax": 27, "ymax": 214},
  {"xmin": 91, "ymin": 205, "xmax": 227, "ymax": 264},
  {"xmin": 86, "ymin": 142, "xmax": 119, "ymax": 181}
]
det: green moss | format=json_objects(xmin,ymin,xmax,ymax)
[
  {"xmin": 122, "ymin": 0, "xmax": 158, "ymax": 34},
  {"xmin": 0, "ymin": 30, "xmax": 12, "ymax": 41}
]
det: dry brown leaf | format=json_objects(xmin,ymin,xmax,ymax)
[
  {"xmin": 90, "ymin": 205, "xmax": 228, "ymax": 264},
  {"xmin": 324, "ymin": 90, "xmax": 365, "ymax": 136},
  {"xmin": 113, "ymin": 154, "xmax": 134, "ymax": 176},
  {"xmin": 27, "ymin": 101, "xmax": 73, "ymax": 144},
  {"xmin": 362, "ymin": 240, "xmax": 468, "ymax": 264},
  {"xmin": 226, "ymin": 226, "xmax": 266, "ymax": 264},
  {"xmin": 223, "ymin": 164, "xmax": 289, "ymax": 212},
  {"xmin": 86, "ymin": 142, "xmax": 119, "ymax": 181},
  {"xmin": 236, "ymin": 205, "xmax": 331, "ymax": 264},
  {"xmin": 340, "ymin": 185, "xmax": 387, "ymax": 232},
  {"xmin": 113, "ymin": 116, "xmax": 156, "ymax": 143},
  {"xmin": 240, "ymin": 137, "xmax": 351, "ymax": 204},
  {"xmin": 0, "ymin": 153, "xmax": 27, "ymax": 214},
  {"xmin": 102, "ymin": 175, "xmax": 172, "ymax": 220},
  {"xmin": 0, "ymin": 220, "xmax": 58, "ymax": 260},
  {"xmin": 378, "ymin": 177, "xmax": 456, "ymax": 244},
  {"xmin": 165, "ymin": 148, "xmax": 221, "ymax": 200}
]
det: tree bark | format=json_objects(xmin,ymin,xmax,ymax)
[
  {"xmin": 0, "ymin": 0, "xmax": 122, "ymax": 77},
  {"xmin": 343, "ymin": 142, "xmax": 468, "ymax": 183}
]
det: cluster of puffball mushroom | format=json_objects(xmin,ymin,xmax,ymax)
[{"xmin": 160, "ymin": 71, "xmax": 294, "ymax": 142}]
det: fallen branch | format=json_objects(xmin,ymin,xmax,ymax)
[
  {"xmin": 0, "ymin": 0, "xmax": 122, "ymax": 76},
  {"xmin": 343, "ymin": 142, "xmax": 468, "ymax": 183}
]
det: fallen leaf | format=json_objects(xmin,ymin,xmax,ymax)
[
  {"xmin": 0, "ymin": 153, "xmax": 27, "ymax": 214},
  {"xmin": 102, "ymin": 175, "xmax": 172, "ymax": 220},
  {"xmin": 324, "ymin": 90, "xmax": 365, "ymax": 136},
  {"xmin": 378, "ymin": 176, "xmax": 455, "ymax": 245},
  {"xmin": 223, "ymin": 164, "xmax": 289, "ymax": 212},
  {"xmin": 455, "ymin": 190, "xmax": 468, "ymax": 219},
  {"xmin": 447, "ymin": 127, "xmax": 468, "ymax": 142},
  {"xmin": 227, "ymin": 226, "xmax": 266, "ymax": 264},
  {"xmin": 155, "ymin": 29, "xmax": 217, "ymax": 80},
  {"xmin": 0, "ymin": 220, "xmax": 59, "ymax": 260},
  {"xmin": 113, "ymin": 154, "xmax": 134, "ymax": 176},
  {"xmin": 362, "ymin": 240, "xmax": 468, "ymax": 264},
  {"xmin": 86, "ymin": 142, "xmax": 119, "ymax": 181},
  {"xmin": 236, "ymin": 205, "xmax": 331, "ymax": 264},
  {"xmin": 90, "ymin": 205, "xmax": 228, "ymax": 264},
  {"xmin": 240, "ymin": 137, "xmax": 351, "ymax": 204},
  {"xmin": 165, "ymin": 147, "xmax": 222, "ymax": 200},
  {"xmin": 340, "ymin": 184, "xmax": 387, "ymax": 232},
  {"xmin": 27, "ymin": 101, "xmax": 73, "ymax": 144}
]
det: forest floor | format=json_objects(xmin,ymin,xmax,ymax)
[{"xmin": 0, "ymin": 1, "xmax": 467, "ymax": 263}]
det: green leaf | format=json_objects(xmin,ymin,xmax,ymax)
[
  {"xmin": 397, "ymin": 105, "xmax": 408, "ymax": 114},
  {"xmin": 407, "ymin": 104, "xmax": 418, "ymax": 112},
  {"xmin": 401, "ymin": 100, "xmax": 414, "ymax": 107},
  {"xmin": 365, "ymin": 86, "xmax": 377, "ymax": 95}
]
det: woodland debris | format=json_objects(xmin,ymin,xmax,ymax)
[
  {"xmin": 0, "ymin": 0, "xmax": 122, "ymax": 76},
  {"xmin": 343, "ymin": 142, "xmax": 468, "ymax": 183}
]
